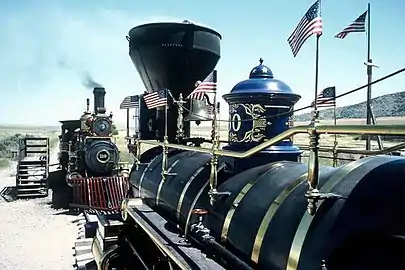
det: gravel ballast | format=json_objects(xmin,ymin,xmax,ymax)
[{"xmin": 0, "ymin": 153, "xmax": 78, "ymax": 270}]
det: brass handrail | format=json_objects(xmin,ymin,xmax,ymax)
[
  {"xmin": 135, "ymin": 124, "xmax": 405, "ymax": 216},
  {"xmin": 297, "ymin": 142, "xmax": 405, "ymax": 155},
  {"xmin": 139, "ymin": 125, "xmax": 405, "ymax": 159}
]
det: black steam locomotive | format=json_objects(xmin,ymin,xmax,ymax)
[
  {"xmin": 56, "ymin": 87, "xmax": 128, "ymax": 210},
  {"xmin": 75, "ymin": 21, "xmax": 405, "ymax": 270}
]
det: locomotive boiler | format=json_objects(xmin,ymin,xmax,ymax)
[
  {"xmin": 55, "ymin": 87, "xmax": 128, "ymax": 210},
  {"xmin": 78, "ymin": 21, "xmax": 405, "ymax": 270}
]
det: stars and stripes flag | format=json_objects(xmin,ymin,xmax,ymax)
[
  {"xmin": 287, "ymin": 0, "xmax": 323, "ymax": 57},
  {"xmin": 119, "ymin": 95, "xmax": 139, "ymax": 109},
  {"xmin": 335, "ymin": 11, "xmax": 367, "ymax": 39},
  {"xmin": 311, "ymin": 86, "xmax": 336, "ymax": 108},
  {"xmin": 187, "ymin": 71, "xmax": 217, "ymax": 101},
  {"xmin": 144, "ymin": 89, "xmax": 168, "ymax": 109}
]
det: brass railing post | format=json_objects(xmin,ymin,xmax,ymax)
[
  {"xmin": 305, "ymin": 111, "xmax": 321, "ymax": 215},
  {"xmin": 175, "ymin": 93, "xmax": 186, "ymax": 142},
  {"xmin": 208, "ymin": 87, "xmax": 220, "ymax": 205},
  {"xmin": 161, "ymin": 135, "xmax": 169, "ymax": 181},
  {"xmin": 332, "ymin": 140, "xmax": 338, "ymax": 167},
  {"xmin": 134, "ymin": 134, "xmax": 141, "ymax": 170}
]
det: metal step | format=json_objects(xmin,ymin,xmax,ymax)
[
  {"xmin": 0, "ymin": 186, "xmax": 17, "ymax": 202},
  {"xmin": 17, "ymin": 187, "xmax": 46, "ymax": 192},
  {"xmin": 17, "ymin": 182, "xmax": 43, "ymax": 187},
  {"xmin": 18, "ymin": 179, "xmax": 47, "ymax": 183},
  {"xmin": 16, "ymin": 191, "xmax": 48, "ymax": 198},
  {"xmin": 26, "ymin": 150, "xmax": 48, "ymax": 154},
  {"xmin": 18, "ymin": 171, "xmax": 46, "ymax": 175},
  {"xmin": 19, "ymin": 163, "xmax": 47, "ymax": 168},
  {"xmin": 25, "ymin": 144, "xmax": 48, "ymax": 147}
]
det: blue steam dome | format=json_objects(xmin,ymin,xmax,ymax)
[
  {"xmin": 229, "ymin": 58, "xmax": 298, "ymax": 97},
  {"xmin": 222, "ymin": 58, "xmax": 302, "ymax": 171}
]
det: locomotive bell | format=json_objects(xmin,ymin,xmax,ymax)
[
  {"xmin": 222, "ymin": 58, "xmax": 302, "ymax": 170},
  {"xmin": 184, "ymin": 99, "xmax": 213, "ymax": 125}
]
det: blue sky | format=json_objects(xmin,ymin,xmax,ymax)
[{"xmin": 1, "ymin": 0, "xmax": 404, "ymax": 127}]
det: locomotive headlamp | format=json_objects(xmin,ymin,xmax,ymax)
[
  {"xmin": 96, "ymin": 149, "xmax": 111, "ymax": 164},
  {"xmin": 92, "ymin": 117, "xmax": 112, "ymax": 136}
]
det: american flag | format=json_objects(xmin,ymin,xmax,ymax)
[
  {"xmin": 287, "ymin": 0, "xmax": 323, "ymax": 57},
  {"xmin": 335, "ymin": 11, "xmax": 367, "ymax": 39},
  {"xmin": 144, "ymin": 89, "xmax": 168, "ymax": 109},
  {"xmin": 187, "ymin": 71, "xmax": 217, "ymax": 101},
  {"xmin": 311, "ymin": 86, "xmax": 336, "ymax": 108},
  {"xmin": 119, "ymin": 95, "xmax": 139, "ymax": 109}
]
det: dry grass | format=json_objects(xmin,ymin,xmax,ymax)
[{"xmin": 0, "ymin": 126, "xmax": 59, "ymax": 169}]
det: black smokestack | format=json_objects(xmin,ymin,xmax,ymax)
[{"xmin": 93, "ymin": 87, "xmax": 106, "ymax": 114}]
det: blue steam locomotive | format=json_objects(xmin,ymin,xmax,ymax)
[{"xmin": 75, "ymin": 21, "xmax": 405, "ymax": 270}]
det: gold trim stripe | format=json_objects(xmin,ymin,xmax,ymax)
[
  {"xmin": 138, "ymin": 155, "xmax": 160, "ymax": 197},
  {"xmin": 221, "ymin": 163, "xmax": 285, "ymax": 244},
  {"xmin": 286, "ymin": 156, "xmax": 376, "ymax": 270},
  {"xmin": 176, "ymin": 165, "xmax": 207, "ymax": 220},
  {"xmin": 251, "ymin": 172, "xmax": 308, "ymax": 263},
  {"xmin": 156, "ymin": 160, "xmax": 180, "ymax": 205}
]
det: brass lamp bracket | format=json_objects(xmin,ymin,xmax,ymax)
[{"xmin": 305, "ymin": 111, "xmax": 344, "ymax": 215}]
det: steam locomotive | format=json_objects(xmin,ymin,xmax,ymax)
[
  {"xmin": 75, "ymin": 21, "xmax": 405, "ymax": 270},
  {"xmin": 55, "ymin": 87, "xmax": 128, "ymax": 210}
]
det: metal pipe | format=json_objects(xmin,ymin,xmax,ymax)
[
  {"xmin": 193, "ymin": 234, "xmax": 253, "ymax": 270},
  {"xmin": 298, "ymin": 142, "xmax": 405, "ymax": 156},
  {"xmin": 139, "ymin": 125, "xmax": 405, "ymax": 159},
  {"xmin": 300, "ymin": 155, "xmax": 356, "ymax": 162}
]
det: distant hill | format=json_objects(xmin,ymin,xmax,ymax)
[
  {"xmin": 293, "ymin": 91, "xmax": 405, "ymax": 122},
  {"xmin": 0, "ymin": 125, "xmax": 59, "ymax": 132}
]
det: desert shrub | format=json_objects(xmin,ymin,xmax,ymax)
[
  {"xmin": 111, "ymin": 124, "xmax": 119, "ymax": 136},
  {"xmin": 0, "ymin": 133, "xmax": 25, "ymax": 156},
  {"xmin": 0, "ymin": 133, "xmax": 27, "ymax": 168},
  {"xmin": 0, "ymin": 158, "xmax": 10, "ymax": 168}
]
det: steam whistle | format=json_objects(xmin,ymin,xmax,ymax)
[{"xmin": 86, "ymin": 98, "xmax": 90, "ymax": 113}]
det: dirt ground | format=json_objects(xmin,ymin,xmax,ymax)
[{"xmin": 0, "ymin": 151, "xmax": 78, "ymax": 270}]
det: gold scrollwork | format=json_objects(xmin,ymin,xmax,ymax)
[{"xmin": 228, "ymin": 103, "xmax": 268, "ymax": 143}]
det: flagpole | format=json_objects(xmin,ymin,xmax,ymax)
[
  {"xmin": 161, "ymin": 89, "xmax": 169, "ymax": 181},
  {"xmin": 306, "ymin": 0, "xmax": 322, "ymax": 215},
  {"xmin": 313, "ymin": 35, "xmax": 320, "ymax": 116},
  {"xmin": 126, "ymin": 108, "xmax": 130, "ymax": 138},
  {"xmin": 333, "ymin": 102, "xmax": 338, "ymax": 167},
  {"xmin": 365, "ymin": 2, "xmax": 372, "ymax": 150},
  {"xmin": 312, "ymin": 0, "xmax": 322, "ymax": 117}
]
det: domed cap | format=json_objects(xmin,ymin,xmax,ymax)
[
  {"xmin": 249, "ymin": 58, "xmax": 274, "ymax": 79},
  {"xmin": 80, "ymin": 112, "xmax": 91, "ymax": 121}
]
